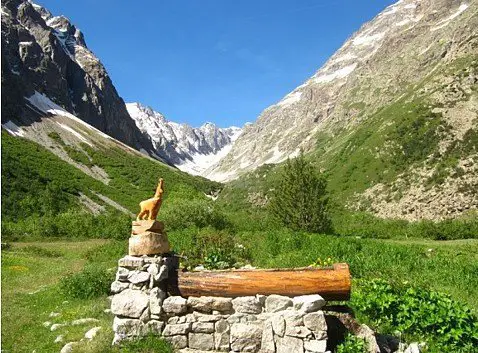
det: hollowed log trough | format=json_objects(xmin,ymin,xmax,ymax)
[{"xmin": 168, "ymin": 263, "xmax": 351, "ymax": 301}]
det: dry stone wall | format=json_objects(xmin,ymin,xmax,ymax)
[{"xmin": 111, "ymin": 255, "xmax": 331, "ymax": 353}]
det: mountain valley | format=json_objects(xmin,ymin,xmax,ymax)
[{"xmin": 2, "ymin": 1, "xmax": 478, "ymax": 353}]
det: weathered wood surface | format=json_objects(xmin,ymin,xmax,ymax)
[{"xmin": 168, "ymin": 263, "xmax": 351, "ymax": 301}]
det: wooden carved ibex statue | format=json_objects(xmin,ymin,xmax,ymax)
[{"xmin": 136, "ymin": 178, "xmax": 164, "ymax": 221}]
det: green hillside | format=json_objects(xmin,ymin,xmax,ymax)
[{"xmin": 1, "ymin": 131, "xmax": 221, "ymax": 240}]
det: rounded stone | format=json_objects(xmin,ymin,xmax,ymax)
[
  {"xmin": 129, "ymin": 231, "xmax": 170, "ymax": 256},
  {"xmin": 232, "ymin": 296, "xmax": 262, "ymax": 314},
  {"xmin": 111, "ymin": 289, "xmax": 149, "ymax": 318},
  {"xmin": 265, "ymin": 295, "xmax": 293, "ymax": 313},
  {"xmin": 162, "ymin": 296, "xmax": 188, "ymax": 314},
  {"xmin": 293, "ymin": 294, "xmax": 326, "ymax": 313}
]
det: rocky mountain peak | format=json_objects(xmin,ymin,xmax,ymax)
[
  {"xmin": 29, "ymin": 1, "xmax": 52, "ymax": 21},
  {"xmin": 46, "ymin": 15, "xmax": 73, "ymax": 32},
  {"xmin": 126, "ymin": 102, "xmax": 242, "ymax": 176}
]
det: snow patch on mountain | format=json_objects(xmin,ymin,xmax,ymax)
[
  {"xmin": 126, "ymin": 102, "xmax": 242, "ymax": 176},
  {"xmin": 277, "ymin": 91, "xmax": 302, "ymax": 107},
  {"xmin": 430, "ymin": 3, "xmax": 468, "ymax": 31},
  {"xmin": 2, "ymin": 121, "xmax": 25, "ymax": 137},
  {"xmin": 312, "ymin": 63, "xmax": 358, "ymax": 84},
  {"xmin": 25, "ymin": 91, "xmax": 112, "ymax": 140},
  {"xmin": 56, "ymin": 122, "xmax": 93, "ymax": 146}
]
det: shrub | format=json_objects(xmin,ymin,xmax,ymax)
[
  {"xmin": 1, "ymin": 211, "xmax": 131, "ymax": 240},
  {"xmin": 332, "ymin": 211, "xmax": 478, "ymax": 240},
  {"xmin": 84, "ymin": 241, "xmax": 127, "ymax": 264},
  {"xmin": 336, "ymin": 334, "xmax": 367, "ymax": 353},
  {"xmin": 268, "ymin": 151, "xmax": 332, "ymax": 233},
  {"xmin": 352, "ymin": 279, "xmax": 478, "ymax": 351},
  {"xmin": 161, "ymin": 199, "xmax": 231, "ymax": 231},
  {"xmin": 203, "ymin": 248, "xmax": 234, "ymax": 269},
  {"xmin": 168, "ymin": 227, "xmax": 250, "ymax": 269},
  {"xmin": 60, "ymin": 265, "xmax": 113, "ymax": 299}
]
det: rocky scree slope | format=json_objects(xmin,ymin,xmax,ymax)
[
  {"xmin": 210, "ymin": 0, "xmax": 478, "ymax": 220},
  {"xmin": 1, "ymin": 0, "xmax": 153, "ymax": 152},
  {"xmin": 127, "ymin": 102, "xmax": 242, "ymax": 176}
]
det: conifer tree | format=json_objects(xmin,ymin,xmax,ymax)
[{"xmin": 269, "ymin": 151, "xmax": 332, "ymax": 233}]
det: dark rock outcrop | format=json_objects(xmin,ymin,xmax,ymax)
[{"xmin": 1, "ymin": 0, "xmax": 153, "ymax": 151}]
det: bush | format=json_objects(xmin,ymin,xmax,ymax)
[
  {"xmin": 168, "ymin": 227, "xmax": 250, "ymax": 269},
  {"xmin": 332, "ymin": 211, "xmax": 478, "ymax": 240},
  {"xmin": 269, "ymin": 151, "xmax": 332, "ymax": 233},
  {"xmin": 84, "ymin": 241, "xmax": 127, "ymax": 264},
  {"xmin": 1, "ymin": 211, "xmax": 131, "ymax": 240},
  {"xmin": 352, "ymin": 279, "xmax": 478, "ymax": 352},
  {"xmin": 60, "ymin": 265, "xmax": 113, "ymax": 299},
  {"xmin": 161, "ymin": 199, "xmax": 231, "ymax": 231},
  {"xmin": 336, "ymin": 334, "xmax": 367, "ymax": 353}
]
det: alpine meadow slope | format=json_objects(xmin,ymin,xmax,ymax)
[{"xmin": 209, "ymin": 0, "xmax": 478, "ymax": 221}]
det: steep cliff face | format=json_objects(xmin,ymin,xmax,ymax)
[
  {"xmin": 1, "ymin": 0, "xmax": 153, "ymax": 151},
  {"xmin": 207, "ymin": 0, "xmax": 477, "ymax": 182},
  {"xmin": 127, "ymin": 102, "xmax": 242, "ymax": 175}
]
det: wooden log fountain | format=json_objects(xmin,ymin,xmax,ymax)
[{"xmin": 168, "ymin": 263, "xmax": 351, "ymax": 301}]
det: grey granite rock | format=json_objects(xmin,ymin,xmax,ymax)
[
  {"xmin": 261, "ymin": 320, "xmax": 275, "ymax": 353},
  {"xmin": 118, "ymin": 256, "xmax": 145, "ymax": 269},
  {"xmin": 188, "ymin": 296, "xmax": 233, "ymax": 314},
  {"xmin": 232, "ymin": 296, "xmax": 262, "ymax": 314},
  {"xmin": 265, "ymin": 295, "xmax": 293, "ymax": 313},
  {"xmin": 293, "ymin": 295, "xmax": 326, "ymax": 313},
  {"xmin": 163, "ymin": 296, "xmax": 188, "ymax": 314},
  {"xmin": 275, "ymin": 335, "xmax": 304, "ymax": 353},
  {"xmin": 230, "ymin": 322, "xmax": 263, "ymax": 352},
  {"xmin": 127, "ymin": 270, "xmax": 150, "ymax": 284},
  {"xmin": 271, "ymin": 314, "xmax": 286, "ymax": 337},
  {"xmin": 188, "ymin": 333, "xmax": 215, "ymax": 350},
  {"xmin": 165, "ymin": 335, "xmax": 188, "ymax": 349},
  {"xmin": 116, "ymin": 267, "xmax": 129, "ymax": 281},
  {"xmin": 303, "ymin": 312, "xmax": 327, "ymax": 332},
  {"xmin": 162, "ymin": 323, "xmax": 191, "ymax": 336},
  {"xmin": 113, "ymin": 317, "xmax": 148, "ymax": 336},
  {"xmin": 191, "ymin": 322, "xmax": 214, "ymax": 333},
  {"xmin": 149, "ymin": 287, "xmax": 166, "ymax": 315},
  {"xmin": 285, "ymin": 326, "xmax": 313, "ymax": 339},
  {"xmin": 111, "ymin": 289, "xmax": 149, "ymax": 318},
  {"xmin": 110, "ymin": 280, "xmax": 129, "ymax": 294},
  {"xmin": 304, "ymin": 339, "xmax": 327, "ymax": 353}
]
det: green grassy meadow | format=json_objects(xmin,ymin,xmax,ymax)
[
  {"xmin": 1, "ymin": 240, "xmax": 174, "ymax": 353},
  {"xmin": 2, "ymin": 234, "xmax": 477, "ymax": 352}
]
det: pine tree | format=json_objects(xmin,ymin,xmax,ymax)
[{"xmin": 269, "ymin": 151, "xmax": 332, "ymax": 233}]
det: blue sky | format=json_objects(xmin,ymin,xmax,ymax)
[{"xmin": 37, "ymin": 0, "xmax": 396, "ymax": 128}]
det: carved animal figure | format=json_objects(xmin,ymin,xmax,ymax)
[{"xmin": 136, "ymin": 178, "xmax": 164, "ymax": 221}]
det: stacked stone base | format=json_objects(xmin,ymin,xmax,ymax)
[{"xmin": 111, "ymin": 255, "xmax": 331, "ymax": 353}]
